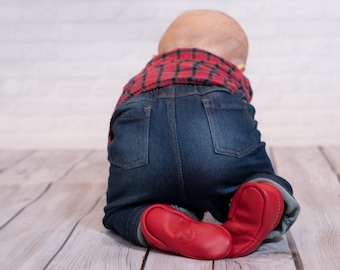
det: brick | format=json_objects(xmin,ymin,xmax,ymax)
[
  {"xmin": 279, "ymin": 20, "xmax": 340, "ymax": 38},
  {"xmin": 0, "ymin": 43, "xmax": 24, "ymax": 60},
  {"xmin": 69, "ymin": 97, "xmax": 114, "ymax": 115},
  {"xmin": 0, "ymin": 80, "xmax": 29, "ymax": 96},
  {"xmin": 54, "ymin": 115, "xmax": 108, "ymax": 133},
  {"xmin": 8, "ymin": 98, "xmax": 74, "ymax": 117},
  {"xmin": 23, "ymin": 42, "xmax": 57, "ymax": 61},
  {"xmin": 250, "ymin": 38, "xmax": 295, "ymax": 57},
  {"xmin": 56, "ymin": 79, "xmax": 95, "ymax": 98},
  {"xmin": 71, "ymin": 22, "xmax": 144, "ymax": 42},
  {"xmin": 35, "ymin": 61, "xmax": 105, "ymax": 79},
  {"xmin": 88, "ymin": 3, "xmax": 124, "ymax": 21},
  {"xmin": 0, "ymin": 97, "xmax": 19, "ymax": 114},
  {"xmin": 90, "ymin": 79, "xmax": 122, "ymax": 98},
  {"xmin": 56, "ymin": 4, "xmax": 89, "ymax": 22},
  {"xmin": 25, "ymin": 79, "xmax": 58, "ymax": 97},
  {"xmin": 20, "ymin": 5, "xmax": 57, "ymax": 22},
  {"xmin": 0, "ymin": 6, "xmax": 22, "ymax": 22},
  {"xmin": 280, "ymin": 92, "xmax": 340, "ymax": 110},
  {"xmin": 0, "ymin": 62, "xmax": 35, "ymax": 78},
  {"xmin": 0, "ymin": 26, "xmax": 10, "ymax": 40},
  {"xmin": 9, "ymin": 23, "xmax": 73, "ymax": 41},
  {"xmin": 0, "ymin": 0, "xmax": 339, "ymax": 148},
  {"xmin": 55, "ymin": 42, "xmax": 138, "ymax": 61},
  {"xmin": 106, "ymin": 61, "xmax": 147, "ymax": 81},
  {"xmin": 300, "ymin": 110, "xmax": 340, "ymax": 127}
]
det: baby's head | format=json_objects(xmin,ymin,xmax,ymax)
[{"xmin": 158, "ymin": 10, "xmax": 248, "ymax": 71}]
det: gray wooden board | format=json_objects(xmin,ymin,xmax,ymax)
[
  {"xmin": 0, "ymin": 150, "xmax": 107, "ymax": 269},
  {"xmin": 0, "ymin": 150, "xmax": 91, "ymax": 228},
  {"xmin": 45, "ymin": 195, "xmax": 147, "ymax": 270},
  {"xmin": 1, "ymin": 148, "xmax": 339, "ymax": 269},
  {"xmin": 271, "ymin": 147, "xmax": 340, "ymax": 270}
]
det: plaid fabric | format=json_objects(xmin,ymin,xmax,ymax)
[
  {"xmin": 116, "ymin": 48, "xmax": 253, "ymax": 107},
  {"xmin": 109, "ymin": 48, "xmax": 253, "ymax": 142}
]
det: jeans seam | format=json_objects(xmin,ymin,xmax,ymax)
[{"xmin": 166, "ymin": 96, "xmax": 188, "ymax": 204}]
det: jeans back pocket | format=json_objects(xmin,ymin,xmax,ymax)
[
  {"xmin": 108, "ymin": 106, "xmax": 151, "ymax": 169},
  {"xmin": 203, "ymin": 94, "xmax": 259, "ymax": 158}
]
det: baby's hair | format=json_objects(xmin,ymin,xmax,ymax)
[{"xmin": 158, "ymin": 10, "xmax": 248, "ymax": 66}]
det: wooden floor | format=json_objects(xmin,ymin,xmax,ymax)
[{"xmin": 0, "ymin": 147, "xmax": 339, "ymax": 270}]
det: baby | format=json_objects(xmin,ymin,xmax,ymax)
[{"xmin": 103, "ymin": 10, "xmax": 300, "ymax": 259}]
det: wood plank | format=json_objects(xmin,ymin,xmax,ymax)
[
  {"xmin": 1, "ymin": 147, "xmax": 338, "ymax": 269},
  {"xmin": 271, "ymin": 147, "xmax": 340, "ymax": 270},
  {"xmin": 214, "ymin": 227, "xmax": 296, "ymax": 269},
  {"xmin": 0, "ymin": 149, "xmax": 90, "ymax": 183},
  {"xmin": 0, "ymin": 182, "xmax": 50, "ymax": 228},
  {"xmin": 269, "ymin": 147, "xmax": 305, "ymax": 269},
  {"xmin": 321, "ymin": 146, "xmax": 340, "ymax": 178},
  {"xmin": 217, "ymin": 238, "xmax": 296, "ymax": 270},
  {"xmin": 144, "ymin": 251, "xmax": 213, "ymax": 270},
  {"xmin": 0, "ymin": 150, "xmax": 33, "ymax": 172},
  {"xmin": 0, "ymin": 150, "xmax": 91, "ymax": 229},
  {"xmin": 57, "ymin": 150, "xmax": 108, "ymax": 183},
  {"xmin": 0, "ymin": 151, "xmax": 107, "ymax": 269},
  {"xmin": 45, "ymin": 196, "xmax": 147, "ymax": 270},
  {"xmin": 145, "ymin": 238, "xmax": 295, "ymax": 270}
]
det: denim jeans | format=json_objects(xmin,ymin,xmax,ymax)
[{"xmin": 103, "ymin": 85, "xmax": 299, "ymax": 246}]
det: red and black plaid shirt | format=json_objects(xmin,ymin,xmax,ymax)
[
  {"xmin": 109, "ymin": 48, "xmax": 253, "ymax": 142},
  {"xmin": 116, "ymin": 48, "xmax": 253, "ymax": 107}
]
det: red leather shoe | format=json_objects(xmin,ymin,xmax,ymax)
[
  {"xmin": 141, "ymin": 204, "xmax": 232, "ymax": 260},
  {"xmin": 222, "ymin": 182, "xmax": 284, "ymax": 257}
]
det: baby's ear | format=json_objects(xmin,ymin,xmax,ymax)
[{"xmin": 236, "ymin": 64, "xmax": 246, "ymax": 73}]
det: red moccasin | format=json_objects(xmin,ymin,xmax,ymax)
[
  {"xmin": 222, "ymin": 182, "xmax": 284, "ymax": 257},
  {"xmin": 141, "ymin": 204, "xmax": 232, "ymax": 260}
]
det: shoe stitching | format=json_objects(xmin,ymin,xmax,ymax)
[{"xmin": 271, "ymin": 194, "xmax": 282, "ymax": 230}]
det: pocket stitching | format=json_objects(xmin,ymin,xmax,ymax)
[
  {"xmin": 109, "ymin": 106, "xmax": 151, "ymax": 169},
  {"xmin": 203, "ymin": 98, "xmax": 258, "ymax": 158}
]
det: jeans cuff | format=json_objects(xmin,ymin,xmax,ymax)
[{"xmin": 249, "ymin": 178, "xmax": 301, "ymax": 239}]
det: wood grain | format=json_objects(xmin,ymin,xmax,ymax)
[
  {"xmin": 321, "ymin": 146, "xmax": 340, "ymax": 178},
  {"xmin": 0, "ymin": 150, "xmax": 106, "ymax": 269},
  {"xmin": 271, "ymin": 147, "xmax": 340, "ymax": 270},
  {"xmin": 0, "ymin": 150, "xmax": 33, "ymax": 172},
  {"xmin": 0, "ymin": 150, "xmax": 90, "ymax": 229},
  {"xmin": 0, "ymin": 148, "xmax": 339, "ymax": 269},
  {"xmin": 0, "ymin": 150, "xmax": 90, "ymax": 183},
  {"xmin": 45, "ymin": 196, "xmax": 147, "ymax": 270}
]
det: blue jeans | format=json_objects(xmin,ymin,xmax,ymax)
[{"xmin": 103, "ymin": 85, "xmax": 299, "ymax": 246}]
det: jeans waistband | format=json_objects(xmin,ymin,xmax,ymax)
[{"xmin": 122, "ymin": 85, "xmax": 232, "ymax": 105}]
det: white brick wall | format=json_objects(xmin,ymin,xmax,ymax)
[{"xmin": 0, "ymin": 0, "xmax": 339, "ymax": 149}]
